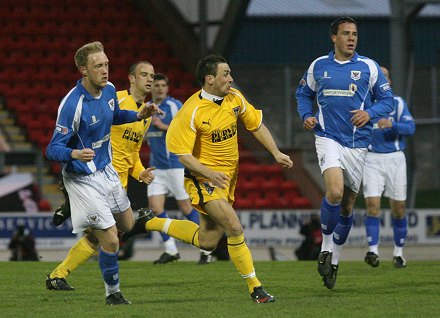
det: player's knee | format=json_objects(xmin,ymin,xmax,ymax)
[
  {"xmin": 84, "ymin": 230, "xmax": 100, "ymax": 249},
  {"xmin": 326, "ymin": 189, "xmax": 343, "ymax": 204}
]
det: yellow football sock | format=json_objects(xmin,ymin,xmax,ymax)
[
  {"xmin": 146, "ymin": 218, "xmax": 200, "ymax": 247},
  {"xmin": 50, "ymin": 236, "xmax": 97, "ymax": 279},
  {"xmin": 227, "ymin": 234, "xmax": 261, "ymax": 293}
]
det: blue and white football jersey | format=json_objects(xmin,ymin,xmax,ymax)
[
  {"xmin": 296, "ymin": 51, "xmax": 394, "ymax": 148},
  {"xmin": 147, "ymin": 96, "xmax": 183, "ymax": 169},
  {"xmin": 46, "ymin": 79, "xmax": 139, "ymax": 174},
  {"xmin": 368, "ymin": 96, "xmax": 415, "ymax": 153}
]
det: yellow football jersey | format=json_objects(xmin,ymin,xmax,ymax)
[
  {"xmin": 111, "ymin": 90, "xmax": 151, "ymax": 187},
  {"xmin": 166, "ymin": 87, "xmax": 262, "ymax": 170}
]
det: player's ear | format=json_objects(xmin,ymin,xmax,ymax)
[
  {"xmin": 205, "ymin": 74, "xmax": 214, "ymax": 86},
  {"xmin": 129, "ymin": 74, "xmax": 135, "ymax": 85},
  {"xmin": 79, "ymin": 66, "xmax": 87, "ymax": 76}
]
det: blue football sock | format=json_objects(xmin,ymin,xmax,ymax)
[
  {"xmin": 392, "ymin": 216, "xmax": 407, "ymax": 247},
  {"xmin": 333, "ymin": 213, "xmax": 353, "ymax": 245},
  {"xmin": 157, "ymin": 211, "xmax": 171, "ymax": 242},
  {"xmin": 320, "ymin": 197, "xmax": 341, "ymax": 235},
  {"xmin": 98, "ymin": 249, "xmax": 119, "ymax": 288},
  {"xmin": 365, "ymin": 216, "xmax": 380, "ymax": 246},
  {"xmin": 185, "ymin": 209, "xmax": 200, "ymax": 224}
]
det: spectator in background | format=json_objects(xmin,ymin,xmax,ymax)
[
  {"xmin": 147, "ymin": 73, "xmax": 212, "ymax": 264},
  {"xmin": 45, "ymin": 42, "xmax": 160, "ymax": 305},
  {"xmin": 295, "ymin": 214, "xmax": 322, "ymax": 260},
  {"xmin": 295, "ymin": 17, "xmax": 394, "ymax": 289},
  {"xmin": 8, "ymin": 225, "xmax": 39, "ymax": 261},
  {"xmin": 363, "ymin": 66, "xmax": 415, "ymax": 269}
]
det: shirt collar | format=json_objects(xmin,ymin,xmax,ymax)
[
  {"xmin": 201, "ymin": 88, "xmax": 224, "ymax": 104},
  {"xmin": 328, "ymin": 51, "xmax": 359, "ymax": 62},
  {"xmin": 77, "ymin": 79, "xmax": 97, "ymax": 101}
]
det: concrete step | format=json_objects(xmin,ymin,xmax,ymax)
[{"xmin": 11, "ymin": 142, "xmax": 33, "ymax": 151}]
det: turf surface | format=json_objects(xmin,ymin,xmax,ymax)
[{"xmin": 0, "ymin": 260, "xmax": 439, "ymax": 317}]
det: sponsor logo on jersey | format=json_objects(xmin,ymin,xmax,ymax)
[
  {"xmin": 211, "ymin": 123, "xmax": 237, "ymax": 143},
  {"xmin": 108, "ymin": 99, "xmax": 115, "ymax": 111},
  {"xmin": 380, "ymin": 83, "xmax": 391, "ymax": 92},
  {"xmin": 323, "ymin": 89, "xmax": 355, "ymax": 97},
  {"xmin": 233, "ymin": 106, "xmax": 240, "ymax": 117},
  {"xmin": 350, "ymin": 70, "xmax": 361, "ymax": 81},
  {"xmin": 349, "ymin": 83, "xmax": 357, "ymax": 92},
  {"xmin": 122, "ymin": 127, "xmax": 142, "ymax": 142},
  {"xmin": 92, "ymin": 133, "xmax": 110, "ymax": 149},
  {"xmin": 55, "ymin": 124, "xmax": 68, "ymax": 135},
  {"xmin": 202, "ymin": 119, "xmax": 211, "ymax": 126}
]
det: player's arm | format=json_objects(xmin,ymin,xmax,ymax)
[
  {"xmin": 178, "ymin": 154, "xmax": 230, "ymax": 189},
  {"xmin": 392, "ymin": 101, "xmax": 416, "ymax": 136},
  {"xmin": 365, "ymin": 64, "xmax": 394, "ymax": 120},
  {"xmin": 46, "ymin": 102, "xmax": 94, "ymax": 163},
  {"xmin": 295, "ymin": 70, "xmax": 318, "ymax": 129},
  {"xmin": 251, "ymin": 123, "xmax": 293, "ymax": 169}
]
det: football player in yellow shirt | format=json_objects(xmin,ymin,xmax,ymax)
[
  {"xmin": 46, "ymin": 61, "xmax": 157, "ymax": 291},
  {"xmin": 123, "ymin": 55, "xmax": 293, "ymax": 303}
]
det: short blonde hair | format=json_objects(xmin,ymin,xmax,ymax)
[{"xmin": 74, "ymin": 41, "xmax": 104, "ymax": 68}]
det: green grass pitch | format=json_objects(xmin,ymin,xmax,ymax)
[{"xmin": 0, "ymin": 260, "xmax": 439, "ymax": 318}]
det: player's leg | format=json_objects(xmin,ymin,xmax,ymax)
[
  {"xmin": 386, "ymin": 152, "xmax": 408, "ymax": 268},
  {"xmin": 148, "ymin": 194, "xmax": 180, "ymax": 264},
  {"xmin": 390, "ymin": 199, "xmax": 407, "ymax": 268},
  {"xmin": 177, "ymin": 198, "xmax": 212, "ymax": 264},
  {"xmin": 46, "ymin": 228, "xmax": 99, "ymax": 291},
  {"xmin": 203, "ymin": 199, "xmax": 274, "ymax": 303},
  {"xmin": 318, "ymin": 167, "xmax": 344, "ymax": 276},
  {"xmin": 94, "ymin": 224, "xmax": 130, "ymax": 305},
  {"xmin": 364, "ymin": 197, "xmax": 381, "ymax": 267}
]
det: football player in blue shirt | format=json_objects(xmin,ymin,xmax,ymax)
[
  {"xmin": 46, "ymin": 42, "xmax": 161, "ymax": 305},
  {"xmin": 363, "ymin": 66, "xmax": 415, "ymax": 269},
  {"xmin": 296, "ymin": 17, "xmax": 394, "ymax": 289}
]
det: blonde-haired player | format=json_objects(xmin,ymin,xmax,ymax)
[{"xmin": 46, "ymin": 61, "xmax": 157, "ymax": 300}]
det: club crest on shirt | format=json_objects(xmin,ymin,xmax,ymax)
[
  {"xmin": 350, "ymin": 70, "xmax": 361, "ymax": 81},
  {"xmin": 108, "ymin": 99, "xmax": 115, "ymax": 111},
  {"xmin": 299, "ymin": 78, "xmax": 306, "ymax": 86},
  {"xmin": 233, "ymin": 106, "xmax": 240, "ymax": 117},
  {"xmin": 87, "ymin": 214, "xmax": 100, "ymax": 224},
  {"xmin": 202, "ymin": 182, "xmax": 215, "ymax": 195}
]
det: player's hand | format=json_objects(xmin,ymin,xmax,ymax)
[
  {"xmin": 139, "ymin": 167, "xmax": 156, "ymax": 184},
  {"xmin": 151, "ymin": 115, "xmax": 168, "ymax": 130},
  {"xmin": 350, "ymin": 109, "xmax": 370, "ymax": 128},
  {"xmin": 71, "ymin": 148, "xmax": 95, "ymax": 162},
  {"xmin": 137, "ymin": 102, "xmax": 164, "ymax": 119},
  {"xmin": 377, "ymin": 118, "xmax": 392, "ymax": 129},
  {"xmin": 274, "ymin": 151, "xmax": 293, "ymax": 169},
  {"xmin": 206, "ymin": 170, "xmax": 230, "ymax": 189},
  {"xmin": 303, "ymin": 117, "xmax": 318, "ymax": 130}
]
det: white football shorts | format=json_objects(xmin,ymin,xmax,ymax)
[
  {"xmin": 363, "ymin": 151, "xmax": 407, "ymax": 201},
  {"xmin": 63, "ymin": 163, "xmax": 131, "ymax": 234},
  {"xmin": 315, "ymin": 136, "xmax": 368, "ymax": 193},
  {"xmin": 147, "ymin": 168, "xmax": 189, "ymax": 201}
]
